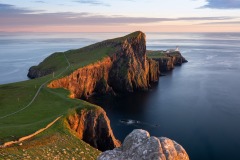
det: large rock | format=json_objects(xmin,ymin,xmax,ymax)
[
  {"xmin": 98, "ymin": 129, "xmax": 189, "ymax": 160},
  {"xmin": 66, "ymin": 107, "xmax": 121, "ymax": 151},
  {"xmin": 27, "ymin": 66, "xmax": 53, "ymax": 79}
]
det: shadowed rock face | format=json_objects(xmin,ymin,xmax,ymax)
[
  {"xmin": 153, "ymin": 52, "xmax": 188, "ymax": 72},
  {"xmin": 27, "ymin": 67, "xmax": 53, "ymax": 79},
  {"xmin": 48, "ymin": 31, "xmax": 160, "ymax": 99},
  {"xmin": 108, "ymin": 32, "xmax": 159, "ymax": 93},
  {"xmin": 67, "ymin": 108, "xmax": 121, "ymax": 151},
  {"xmin": 98, "ymin": 129, "xmax": 189, "ymax": 160}
]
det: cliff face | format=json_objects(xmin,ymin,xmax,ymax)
[
  {"xmin": 98, "ymin": 129, "xmax": 189, "ymax": 160},
  {"xmin": 48, "ymin": 57, "xmax": 114, "ymax": 99},
  {"xmin": 148, "ymin": 58, "xmax": 160, "ymax": 82},
  {"xmin": 108, "ymin": 32, "xmax": 157, "ymax": 92},
  {"xmin": 66, "ymin": 108, "xmax": 121, "ymax": 151},
  {"xmin": 48, "ymin": 31, "xmax": 160, "ymax": 99}
]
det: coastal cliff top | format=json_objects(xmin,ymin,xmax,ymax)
[{"xmin": 28, "ymin": 31, "xmax": 146, "ymax": 78}]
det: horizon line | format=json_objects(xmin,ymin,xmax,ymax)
[{"xmin": 1, "ymin": 31, "xmax": 240, "ymax": 33}]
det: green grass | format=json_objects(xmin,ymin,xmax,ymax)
[
  {"xmin": 147, "ymin": 50, "xmax": 182, "ymax": 59},
  {"xmin": 147, "ymin": 50, "xmax": 169, "ymax": 59},
  {"xmin": 0, "ymin": 117, "xmax": 101, "ymax": 160},
  {"xmin": 64, "ymin": 45, "xmax": 117, "ymax": 76},
  {"xmin": 1, "ymin": 83, "xmax": 74, "ymax": 143},
  {"xmin": 30, "ymin": 52, "xmax": 68, "ymax": 71},
  {"xmin": 29, "ymin": 47, "xmax": 116, "ymax": 79}
]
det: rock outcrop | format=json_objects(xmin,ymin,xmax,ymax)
[
  {"xmin": 27, "ymin": 66, "xmax": 53, "ymax": 79},
  {"xmin": 98, "ymin": 129, "xmax": 189, "ymax": 160},
  {"xmin": 66, "ymin": 107, "xmax": 121, "ymax": 151},
  {"xmin": 48, "ymin": 31, "xmax": 160, "ymax": 99},
  {"xmin": 152, "ymin": 51, "xmax": 188, "ymax": 72}
]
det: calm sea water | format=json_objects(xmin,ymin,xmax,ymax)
[{"xmin": 1, "ymin": 32, "xmax": 240, "ymax": 160}]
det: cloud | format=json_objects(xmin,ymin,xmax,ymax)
[
  {"xmin": 202, "ymin": 0, "xmax": 240, "ymax": 9},
  {"xmin": 74, "ymin": 0, "xmax": 110, "ymax": 6},
  {"xmin": 34, "ymin": 1, "xmax": 46, "ymax": 3},
  {"xmin": 174, "ymin": 17, "xmax": 233, "ymax": 21},
  {"xmin": 0, "ymin": 3, "xmax": 238, "ymax": 29},
  {"xmin": 0, "ymin": 3, "xmax": 41, "ymax": 14},
  {"xmin": 199, "ymin": 21, "xmax": 240, "ymax": 25}
]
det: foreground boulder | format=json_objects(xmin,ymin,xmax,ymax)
[{"xmin": 98, "ymin": 129, "xmax": 189, "ymax": 160}]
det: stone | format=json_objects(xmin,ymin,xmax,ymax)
[
  {"xmin": 97, "ymin": 129, "xmax": 189, "ymax": 160},
  {"xmin": 27, "ymin": 66, "xmax": 53, "ymax": 79}
]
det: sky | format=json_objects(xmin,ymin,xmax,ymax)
[{"xmin": 0, "ymin": 0, "xmax": 240, "ymax": 32}]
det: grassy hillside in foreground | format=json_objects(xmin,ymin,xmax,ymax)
[{"xmin": 0, "ymin": 117, "xmax": 101, "ymax": 159}]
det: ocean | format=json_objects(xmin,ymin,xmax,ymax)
[{"xmin": 1, "ymin": 32, "xmax": 240, "ymax": 160}]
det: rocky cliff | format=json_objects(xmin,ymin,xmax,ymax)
[
  {"xmin": 98, "ymin": 129, "xmax": 189, "ymax": 160},
  {"xmin": 48, "ymin": 57, "xmax": 114, "ymax": 99},
  {"xmin": 48, "ymin": 31, "xmax": 160, "ymax": 99},
  {"xmin": 157, "ymin": 52, "xmax": 188, "ymax": 72},
  {"xmin": 147, "ymin": 51, "xmax": 188, "ymax": 72},
  {"xmin": 66, "ymin": 107, "xmax": 121, "ymax": 151}
]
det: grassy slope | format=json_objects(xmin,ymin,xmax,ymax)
[
  {"xmin": 0, "ymin": 32, "xmax": 142, "ymax": 159},
  {"xmin": 29, "ymin": 31, "xmax": 141, "ymax": 77},
  {"xmin": 0, "ymin": 117, "xmax": 101, "ymax": 159},
  {"xmin": 147, "ymin": 50, "xmax": 168, "ymax": 59}
]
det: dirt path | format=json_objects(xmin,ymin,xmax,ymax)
[
  {"xmin": 0, "ymin": 53, "xmax": 70, "ymax": 119},
  {"xmin": 0, "ymin": 116, "xmax": 62, "ymax": 148}
]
